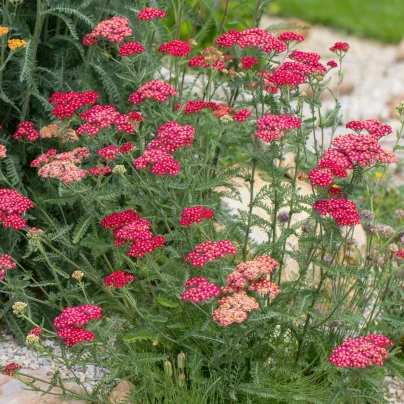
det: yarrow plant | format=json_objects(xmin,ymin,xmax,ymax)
[{"xmin": 0, "ymin": 2, "xmax": 403, "ymax": 403}]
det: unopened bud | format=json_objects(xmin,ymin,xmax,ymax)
[
  {"xmin": 12, "ymin": 301, "xmax": 27, "ymax": 315},
  {"xmin": 164, "ymin": 360, "xmax": 173, "ymax": 378},
  {"xmin": 26, "ymin": 334, "xmax": 40, "ymax": 346},
  {"xmin": 177, "ymin": 352, "xmax": 185, "ymax": 370},
  {"xmin": 178, "ymin": 373, "xmax": 186, "ymax": 388},
  {"xmin": 112, "ymin": 165, "xmax": 127, "ymax": 175},
  {"xmin": 72, "ymin": 270, "xmax": 84, "ymax": 281},
  {"xmin": 396, "ymin": 101, "xmax": 404, "ymax": 116},
  {"xmin": 220, "ymin": 115, "xmax": 233, "ymax": 124}
]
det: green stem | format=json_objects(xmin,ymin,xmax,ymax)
[
  {"xmin": 0, "ymin": 0, "xmax": 10, "ymax": 83},
  {"xmin": 242, "ymin": 159, "xmax": 256, "ymax": 261}
]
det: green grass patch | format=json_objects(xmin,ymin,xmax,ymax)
[{"xmin": 271, "ymin": 0, "xmax": 404, "ymax": 43}]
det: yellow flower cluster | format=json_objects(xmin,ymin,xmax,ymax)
[
  {"xmin": 0, "ymin": 26, "xmax": 9, "ymax": 36},
  {"xmin": 8, "ymin": 38, "xmax": 27, "ymax": 51}
]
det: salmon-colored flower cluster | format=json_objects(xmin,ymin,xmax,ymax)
[
  {"xmin": 97, "ymin": 142, "xmax": 134, "ymax": 161},
  {"xmin": 278, "ymin": 31, "xmax": 305, "ymax": 43},
  {"xmin": 234, "ymin": 109, "xmax": 251, "ymax": 122},
  {"xmin": 313, "ymin": 198, "xmax": 361, "ymax": 226},
  {"xmin": 215, "ymin": 28, "xmax": 286, "ymax": 53},
  {"xmin": 328, "ymin": 334, "xmax": 393, "ymax": 368},
  {"xmin": 134, "ymin": 122, "xmax": 195, "ymax": 175},
  {"xmin": 0, "ymin": 189, "xmax": 34, "ymax": 230},
  {"xmin": 54, "ymin": 305, "xmax": 102, "ymax": 347},
  {"xmin": 49, "ymin": 91, "xmax": 99, "ymax": 119},
  {"xmin": 2, "ymin": 363, "xmax": 21, "ymax": 376},
  {"xmin": 128, "ymin": 80, "xmax": 176, "ymax": 105},
  {"xmin": 188, "ymin": 47, "xmax": 232, "ymax": 71},
  {"xmin": 138, "ymin": 7, "xmax": 166, "ymax": 20},
  {"xmin": 104, "ymin": 270, "xmax": 135, "ymax": 288},
  {"xmin": 87, "ymin": 164, "xmax": 112, "ymax": 176},
  {"xmin": 329, "ymin": 41, "xmax": 350, "ymax": 53},
  {"xmin": 184, "ymin": 240, "xmax": 236, "ymax": 267},
  {"xmin": 254, "ymin": 114, "xmax": 301, "ymax": 143},
  {"xmin": 0, "ymin": 145, "xmax": 7, "ymax": 159},
  {"xmin": 12, "ymin": 121, "xmax": 40, "ymax": 142},
  {"xmin": 40, "ymin": 122, "xmax": 78, "ymax": 143},
  {"xmin": 31, "ymin": 147, "xmax": 89, "ymax": 184},
  {"xmin": 83, "ymin": 17, "xmax": 132, "ymax": 45},
  {"xmin": 119, "ymin": 41, "xmax": 145, "ymax": 56},
  {"xmin": 0, "ymin": 253, "xmax": 16, "ymax": 280},
  {"xmin": 212, "ymin": 291, "xmax": 259, "ymax": 326},
  {"xmin": 180, "ymin": 206, "xmax": 214, "ymax": 226},
  {"xmin": 181, "ymin": 276, "xmax": 220, "ymax": 303},
  {"xmin": 101, "ymin": 209, "xmax": 166, "ymax": 258},
  {"xmin": 158, "ymin": 40, "xmax": 192, "ymax": 57}
]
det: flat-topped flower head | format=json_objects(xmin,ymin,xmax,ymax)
[
  {"xmin": 119, "ymin": 41, "xmax": 145, "ymax": 56},
  {"xmin": 328, "ymin": 334, "xmax": 393, "ymax": 368},
  {"xmin": 158, "ymin": 40, "xmax": 192, "ymax": 57},
  {"xmin": 0, "ymin": 144, "xmax": 6, "ymax": 159},
  {"xmin": 53, "ymin": 304, "xmax": 102, "ymax": 328},
  {"xmin": 327, "ymin": 60, "xmax": 338, "ymax": 69},
  {"xmin": 346, "ymin": 119, "xmax": 392, "ymax": 138},
  {"xmin": 138, "ymin": 7, "xmax": 166, "ymax": 20},
  {"xmin": 330, "ymin": 41, "xmax": 350, "ymax": 53},
  {"xmin": 90, "ymin": 17, "xmax": 132, "ymax": 43},
  {"xmin": 180, "ymin": 206, "xmax": 214, "ymax": 226},
  {"xmin": 129, "ymin": 80, "xmax": 176, "ymax": 105},
  {"xmin": 188, "ymin": 47, "xmax": 232, "ymax": 71},
  {"xmin": 2, "ymin": 363, "xmax": 21, "ymax": 376},
  {"xmin": 278, "ymin": 31, "xmax": 305, "ymax": 44},
  {"xmin": 313, "ymin": 198, "xmax": 361, "ymax": 226},
  {"xmin": 308, "ymin": 168, "xmax": 334, "ymax": 187},
  {"xmin": 0, "ymin": 253, "xmax": 16, "ymax": 280},
  {"xmin": 104, "ymin": 271, "xmax": 135, "ymax": 288},
  {"xmin": 248, "ymin": 279, "xmax": 281, "ymax": 298},
  {"xmin": 57, "ymin": 326, "xmax": 96, "ymax": 347},
  {"xmin": 181, "ymin": 277, "xmax": 220, "ymax": 303},
  {"xmin": 240, "ymin": 56, "xmax": 258, "ymax": 70},
  {"xmin": 88, "ymin": 164, "xmax": 112, "ymax": 176},
  {"xmin": 255, "ymin": 114, "xmax": 301, "ymax": 142},
  {"xmin": 13, "ymin": 121, "xmax": 40, "ymax": 142},
  {"xmin": 49, "ymin": 91, "xmax": 99, "ymax": 119},
  {"xmin": 77, "ymin": 105, "xmax": 120, "ymax": 136},
  {"xmin": 234, "ymin": 109, "xmax": 251, "ymax": 122},
  {"xmin": 0, "ymin": 189, "xmax": 34, "ymax": 230},
  {"xmin": 184, "ymin": 240, "xmax": 237, "ymax": 267}
]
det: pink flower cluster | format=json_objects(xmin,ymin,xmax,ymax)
[
  {"xmin": 0, "ymin": 144, "xmax": 6, "ymax": 159},
  {"xmin": 180, "ymin": 206, "xmax": 214, "ymax": 226},
  {"xmin": 138, "ymin": 7, "xmax": 166, "ymax": 20},
  {"xmin": 346, "ymin": 119, "xmax": 392, "ymax": 138},
  {"xmin": 83, "ymin": 17, "xmax": 132, "ymax": 45},
  {"xmin": 31, "ymin": 147, "xmax": 89, "ymax": 184},
  {"xmin": 327, "ymin": 60, "xmax": 338, "ymax": 69},
  {"xmin": 134, "ymin": 122, "xmax": 195, "ymax": 175},
  {"xmin": 215, "ymin": 28, "xmax": 286, "ymax": 53},
  {"xmin": 278, "ymin": 31, "xmax": 305, "ymax": 43},
  {"xmin": 328, "ymin": 334, "xmax": 393, "ymax": 368},
  {"xmin": 0, "ymin": 189, "xmax": 34, "ymax": 229},
  {"xmin": 49, "ymin": 91, "xmax": 99, "ymax": 119},
  {"xmin": 240, "ymin": 56, "xmax": 258, "ymax": 69},
  {"xmin": 128, "ymin": 80, "xmax": 176, "ymax": 105},
  {"xmin": 77, "ymin": 105, "xmax": 118, "ymax": 136},
  {"xmin": 87, "ymin": 164, "xmax": 112, "ymax": 176},
  {"xmin": 313, "ymin": 198, "xmax": 361, "ymax": 227},
  {"xmin": 181, "ymin": 276, "xmax": 220, "ymax": 303},
  {"xmin": 97, "ymin": 142, "xmax": 134, "ymax": 161},
  {"xmin": 184, "ymin": 240, "xmax": 236, "ymax": 267},
  {"xmin": 104, "ymin": 270, "xmax": 135, "ymax": 288},
  {"xmin": 101, "ymin": 209, "xmax": 166, "ymax": 258},
  {"xmin": 212, "ymin": 291, "xmax": 259, "ymax": 326},
  {"xmin": 119, "ymin": 41, "xmax": 145, "ymax": 56},
  {"xmin": 0, "ymin": 253, "xmax": 16, "ymax": 280},
  {"xmin": 254, "ymin": 114, "xmax": 301, "ymax": 143},
  {"xmin": 2, "ymin": 363, "xmax": 21, "ymax": 376},
  {"xmin": 54, "ymin": 305, "xmax": 102, "ymax": 347},
  {"xmin": 158, "ymin": 40, "xmax": 192, "ymax": 57},
  {"xmin": 114, "ymin": 111, "xmax": 144, "ymax": 134},
  {"xmin": 330, "ymin": 41, "xmax": 350, "ymax": 53},
  {"xmin": 234, "ymin": 109, "xmax": 252, "ymax": 122},
  {"xmin": 188, "ymin": 47, "xmax": 232, "ymax": 72},
  {"xmin": 12, "ymin": 121, "xmax": 40, "ymax": 142},
  {"xmin": 28, "ymin": 327, "xmax": 43, "ymax": 337}
]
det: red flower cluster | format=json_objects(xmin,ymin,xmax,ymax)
[
  {"xmin": 181, "ymin": 276, "xmax": 220, "ymax": 303},
  {"xmin": 327, "ymin": 60, "xmax": 338, "ymax": 69},
  {"xmin": 184, "ymin": 240, "xmax": 236, "ymax": 267},
  {"xmin": 101, "ymin": 209, "xmax": 166, "ymax": 258},
  {"xmin": 328, "ymin": 334, "xmax": 393, "ymax": 368},
  {"xmin": 2, "ymin": 363, "xmax": 21, "ymax": 376},
  {"xmin": 0, "ymin": 189, "xmax": 34, "ymax": 230},
  {"xmin": 212, "ymin": 291, "xmax": 259, "ymax": 326},
  {"xmin": 396, "ymin": 250, "xmax": 404, "ymax": 259},
  {"xmin": 104, "ymin": 270, "xmax": 135, "ymax": 288},
  {"xmin": 54, "ymin": 304, "xmax": 102, "ymax": 347},
  {"xmin": 278, "ymin": 31, "xmax": 305, "ymax": 43},
  {"xmin": 180, "ymin": 206, "xmax": 214, "ymax": 226},
  {"xmin": 234, "ymin": 109, "xmax": 251, "ymax": 122},
  {"xmin": 240, "ymin": 56, "xmax": 258, "ymax": 69},
  {"xmin": 49, "ymin": 91, "xmax": 99, "ymax": 119},
  {"xmin": 158, "ymin": 40, "xmax": 192, "ymax": 57},
  {"xmin": 97, "ymin": 142, "xmax": 134, "ymax": 161},
  {"xmin": 254, "ymin": 114, "xmax": 301, "ymax": 143},
  {"xmin": 128, "ymin": 80, "xmax": 176, "ymax": 105},
  {"xmin": 346, "ymin": 119, "xmax": 392, "ymax": 138},
  {"xmin": 313, "ymin": 198, "xmax": 361, "ymax": 226},
  {"xmin": 119, "ymin": 41, "xmax": 145, "ymax": 56},
  {"xmin": 138, "ymin": 7, "xmax": 166, "ymax": 20},
  {"xmin": 87, "ymin": 164, "xmax": 112, "ymax": 176},
  {"xmin": 28, "ymin": 327, "xmax": 43, "ymax": 337},
  {"xmin": 215, "ymin": 28, "xmax": 286, "ymax": 53},
  {"xmin": 176, "ymin": 100, "xmax": 217, "ymax": 114},
  {"xmin": 114, "ymin": 111, "xmax": 144, "ymax": 134},
  {"xmin": 134, "ymin": 122, "xmax": 195, "ymax": 175},
  {"xmin": 12, "ymin": 121, "xmax": 40, "ymax": 142},
  {"xmin": 0, "ymin": 253, "xmax": 16, "ymax": 280},
  {"xmin": 188, "ymin": 47, "xmax": 232, "ymax": 71},
  {"xmin": 330, "ymin": 41, "xmax": 350, "ymax": 53},
  {"xmin": 84, "ymin": 17, "xmax": 132, "ymax": 45},
  {"xmin": 0, "ymin": 144, "xmax": 6, "ymax": 159},
  {"xmin": 31, "ymin": 147, "xmax": 89, "ymax": 184}
]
